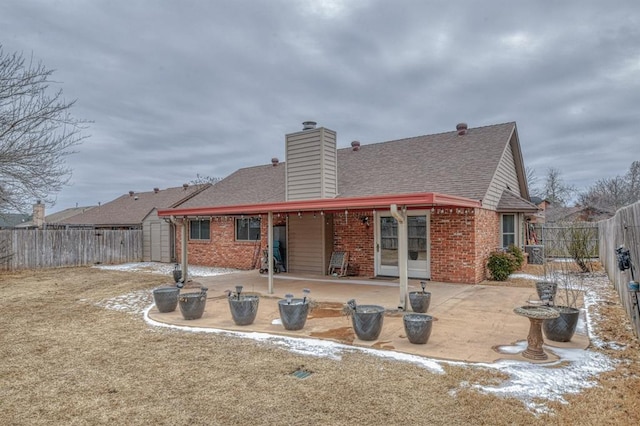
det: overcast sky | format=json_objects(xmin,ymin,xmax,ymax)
[{"xmin": 2, "ymin": 0, "xmax": 639, "ymax": 213}]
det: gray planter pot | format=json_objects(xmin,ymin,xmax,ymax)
[
  {"xmin": 543, "ymin": 306, "xmax": 580, "ymax": 342},
  {"xmin": 409, "ymin": 291, "xmax": 431, "ymax": 313},
  {"xmin": 278, "ymin": 299, "xmax": 310, "ymax": 331},
  {"xmin": 152, "ymin": 286, "xmax": 180, "ymax": 313},
  {"xmin": 535, "ymin": 281, "xmax": 557, "ymax": 302},
  {"xmin": 351, "ymin": 305, "xmax": 385, "ymax": 341},
  {"xmin": 178, "ymin": 290, "xmax": 207, "ymax": 320},
  {"xmin": 403, "ymin": 313, "xmax": 433, "ymax": 344},
  {"xmin": 228, "ymin": 295, "xmax": 260, "ymax": 326}
]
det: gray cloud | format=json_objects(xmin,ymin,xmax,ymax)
[{"xmin": 2, "ymin": 0, "xmax": 639, "ymax": 210}]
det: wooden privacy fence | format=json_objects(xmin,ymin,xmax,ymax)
[
  {"xmin": 599, "ymin": 201, "xmax": 640, "ymax": 338},
  {"xmin": 0, "ymin": 229, "xmax": 143, "ymax": 271},
  {"xmin": 533, "ymin": 223, "xmax": 599, "ymax": 258}
]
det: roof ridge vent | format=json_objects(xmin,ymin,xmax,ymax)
[
  {"xmin": 456, "ymin": 122, "xmax": 468, "ymax": 136},
  {"xmin": 302, "ymin": 121, "xmax": 317, "ymax": 130}
]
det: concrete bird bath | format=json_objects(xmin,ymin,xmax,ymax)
[{"xmin": 513, "ymin": 305, "xmax": 560, "ymax": 360}]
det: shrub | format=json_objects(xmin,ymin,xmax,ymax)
[
  {"xmin": 506, "ymin": 245, "xmax": 525, "ymax": 270},
  {"xmin": 487, "ymin": 251, "xmax": 517, "ymax": 281}
]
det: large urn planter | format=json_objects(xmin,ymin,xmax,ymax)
[
  {"xmin": 228, "ymin": 286, "xmax": 260, "ymax": 326},
  {"xmin": 409, "ymin": 281, "xmax": 431, "ymax": 313},
  {"xmin": 278, "ymin": 289, "xmax": 311, "ymax": 331},
  {"xmin": 152, "ymin": 286, "xmax": 180, "ymax": 313},
  {"xmin": 542, "ymin": 306, "xmax": 580, "ymax": 342},
  {"xmin": 535, "ymin": 281, "xmax": 557, "ymax": 303},
  {"xmin": 178, "ymin": 287, "xmax": 208, "ymax": 320},
  {"xmin": 345, "ymin": 299, "xmax": 385, "ymax": 341},
  {"xmin": 403, "ymin": 313, "xmax": 433, "ymax": 344}
]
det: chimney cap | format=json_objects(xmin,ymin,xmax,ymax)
[
  {"xmin": 271, "ymin": 157, "xmax": 279, "ymax": 166},
  {"xmin": 351, "ymin": 140, "xmax": 361, "ymax": 151},
  {"xmin": 302, "ymin": 121, "xmax": 317, "ymax": 130}
]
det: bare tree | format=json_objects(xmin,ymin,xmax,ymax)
[
  {"xmin": 0, "ymin": 46, "xmax": 88, "ymax": 214},
  {"xmin": 579, "ymin": 160, "xmax": 640, "ymax": 211},
  {"xmin": 525, "ymin": 166, "xmax": 540, "ymax": 198},
  {"xmin": 190, "ymin": 174, "xmax": 222, "ymax": 185},
  {"xmin": 542, "ymin": 167, "xmax": 576, "ymax": 206}
]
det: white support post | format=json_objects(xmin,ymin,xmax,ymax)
[
  {"xmin": 390, "ymin": 204, "xmax": 408, "ymax": 310},
  {"xmin": 268, "ymin": 211, "xmax": 274, "ymax": 294},
  {"xmin": 181, "ymin": 218, "xmax": 188, "ymax": 283}
]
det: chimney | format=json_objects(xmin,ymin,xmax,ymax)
[
  {"xmin": 271, "ymin": 157, "xmax": 279, "ymax": 166},
  {"xmin": 183, "ymin": 183, "xmax": 189, "ymax": 190},
  {"xmin": 456, "ymin": 122, "xmax": 468, "ymax": 136},
  {"xmin": 33, "ymin": 200, "xmax": 45, "ymax": 229},
  {"xmin": 129, "ymin": 190, "xmax": 134, "ymax": 196},
  {"xmin": 285, "ymin": 122, "xmax": 337, "ymax": 201},
  {"xmin": 351, "ymin": 140, "xmax": 361, "ymax": 151},
  {"xmin": 153, "ymin": 187, "xmax": 160, "ymax": 193}
]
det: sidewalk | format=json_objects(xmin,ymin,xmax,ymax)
[{"xmin": 148, "ymin": 270, "xmax": 589, "ymax": 364}]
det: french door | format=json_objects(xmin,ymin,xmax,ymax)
[{"xmin": 376, "ymin": 211, "xmax": 430, "ymax": 279}]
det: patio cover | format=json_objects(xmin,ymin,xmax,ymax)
[{"xmin": 158, "ymin": 192, "xmax": 481, "ymax": 310}]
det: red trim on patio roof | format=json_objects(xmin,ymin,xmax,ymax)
[{"xmin": 157, "ymin": 192, "xmax": 481, "ymax": 217}]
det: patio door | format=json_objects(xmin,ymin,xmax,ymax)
[{"xmin": 376, "ymin": 211, "xmax": 430, "ymax": 279}]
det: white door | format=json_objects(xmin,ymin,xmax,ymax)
[{"xmin": 376, "ymin": 211, "xmax": 430, "ymax": 279}]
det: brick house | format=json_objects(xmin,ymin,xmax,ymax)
[{"xmin": 158, "ymin": 121, "xmax": 538, "ymax": 308}]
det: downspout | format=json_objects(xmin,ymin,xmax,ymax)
[
  {"xmin": 268, "ymin": 211, "xmax": 274, "ymax": 294},
  {"xmin": 390, "ymin": 204, "xmax": 408, "ymax": 310}
]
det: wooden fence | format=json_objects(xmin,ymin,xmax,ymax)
[
  {"xmin": 599, "ymin": 201, "xmax": 640, "ymax": 338},
  {"xmin": 533, "ymin": 223, "xmax": 600, "ymax": 258},
  {"xmin": 0, "ymin": 229, "xmax": 143, "ymax": 271}
]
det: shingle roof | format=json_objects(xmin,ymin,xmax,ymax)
[
  {"xmin": 0, "ymin": 213, "xmax": 31, "ymax": 228},
  {"xmin": 496, "ymin": 190, "xmax": 539, "ymax": 212},
  {"xmin": 60, "ymin": 185, "xmax": 209, "ymax": 226},
  {"xmin": 179, "ymin": 122, "xmax": 517, "ymax": 209},
  {"xmin": 15, "ymin": 206, "xmax": 96, "ymax": 228}
]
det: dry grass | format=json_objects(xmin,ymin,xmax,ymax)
[{"xmin": 1, "ymin": 265, "xmax": 639, "ymax": 425}]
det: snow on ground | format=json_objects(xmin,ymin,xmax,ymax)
[
  {"xmin": 92, "ymin": 262, "xmax": 619, "ymax": 415},
  {"xmin": 94, "ymin": 262, "xmax": 237, "ymax": 277}
]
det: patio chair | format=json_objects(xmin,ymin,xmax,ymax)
[{"xmin": 328, "ymin": 251, "xmax": 349, "ymax": 277}]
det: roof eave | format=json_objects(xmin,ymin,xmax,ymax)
[{"xmin": 157, "ymin": 192, "xmax": 482, "ymax": 217}]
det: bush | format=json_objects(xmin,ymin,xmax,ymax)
[
  {"xmin": 506, "ymin": 245, "xmax": 525, "ymax": 270},
  {"xmin": 487, "ymin": 251, "xmax": 517, "ymax": 281}
]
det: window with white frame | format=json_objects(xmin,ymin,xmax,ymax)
[
  {"xmin": 236, "ymin": 217, "xmax": 261, "ymax": 241},
  {"xmin": 189, "ymin": 219, "xmax": 210, "ymax": 240},
  {"xmin": 501, "ymin": 214, "xmax": 516, "ymax": 248}
]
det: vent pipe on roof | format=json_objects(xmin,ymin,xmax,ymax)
[
  {"xmin": 351, "ymin": 140, "xmax": 361, "ymax": 151},
  {"xmin": 456, "ymin": 122, "xmax": 468, "ymax": 136},
  {"xmin": 302, "ymin": 121, "xmax": 317, "ymax": 130},
  {"xmin": 129, "ymin": 190, "xmax": 134, "ymax": 196},
  {"xmin": 182, "ymin": 183, "xmax": 189, "ymax": 190},
  {"xmin": 271, "ymin": 157, "xmax": 279, "ymax": 166},
  {"xmin": 153, "ymin": 187, "xmax": 159, "ymax": 193}
]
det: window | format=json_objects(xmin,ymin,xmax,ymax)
[
  {"xmin": 189, "ymin": 219, "xmax": 210, "ymax": 240},
  {"xmin": 501, "ymin": 214, "xmax": 516, "ymax": 248},
  {"xmin": 236, "ymin": 217, "xmax": 261, "ymax": 241}
]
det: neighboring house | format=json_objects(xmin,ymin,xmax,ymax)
[
  {"xmin": 159, "ymin": 121, "xmax": 538, "ymax": 299},
  {"xmin": 59, "ymin": 184, "xmax": 210, "ymax": 262},
  {"xmin": 544, "ymin": 204, "xmax": 613, "ymax": 223},
  {"xmin": 0, "ymin": 213, "xmax": 31, "ymax": 229},
  {"xmin": 15, "ymin": 205, "xmax": 96, "ymax": 229}
]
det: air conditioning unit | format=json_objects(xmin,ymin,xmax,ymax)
[{"xmin": 525, "ymin": 245, "xmax": 544, "ymax": 265}]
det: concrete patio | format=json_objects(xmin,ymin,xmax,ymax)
[{"xmin": 148, "ymin": 270, "xmax": 589, "ymax": 364}]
